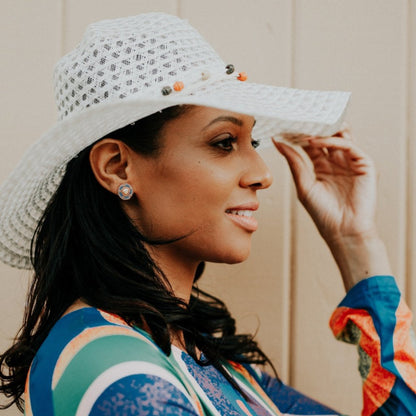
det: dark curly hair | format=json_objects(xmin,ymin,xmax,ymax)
[{"xmin": 0, "ymin": 105, "xmax": 276, "ymax": 412}]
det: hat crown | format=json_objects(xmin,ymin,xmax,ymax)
[{"xmin": 53, "ymin": 13, "xmax": 225, "ymax": 120}]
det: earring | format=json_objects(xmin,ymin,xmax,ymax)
[{"xmin": 118, "ymin": 183, "xmax": 133, "ymax": 200}]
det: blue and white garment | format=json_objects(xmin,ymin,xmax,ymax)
[{"xmin": 24, "ymin": 276, "xmax": 416, "ymax": 415}]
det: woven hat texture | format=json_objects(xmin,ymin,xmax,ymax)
[{"xmin": 0, "ymin": 12, "xmax": 350, "ymax": 269}]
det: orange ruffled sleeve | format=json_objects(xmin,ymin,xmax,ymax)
[{"xmin": 330, "ymin": 275, "xmax": 416, "ymax": 415}]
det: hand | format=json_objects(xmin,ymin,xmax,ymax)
[
  {"xmin": 274, "ymin": 128, "xmax": 391, "ymax": 290},
  {"xmin": 273, "ymin": 127, "xmax": 377, "ymax": 245}
]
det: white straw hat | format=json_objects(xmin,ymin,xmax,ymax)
[{"xmin": 0, "ymin": 12, "xmax": 350, "ymax": 269}]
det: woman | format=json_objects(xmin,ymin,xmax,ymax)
[{"xmin": 0, "ymin": 12, "xmax": 415, "ymax": 416}]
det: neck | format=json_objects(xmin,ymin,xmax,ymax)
[{"xmin": 147, "ymin": 245, "xmax": 199, "ymax": 303}]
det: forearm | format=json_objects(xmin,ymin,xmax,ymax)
[{"xmin": 326, "ymin": 232, "xmax": 392, "ymax": 291}]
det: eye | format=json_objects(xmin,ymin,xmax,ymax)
[{"xmin": 212, "ymin": 134, "xmax": 237, "ymax": 152}]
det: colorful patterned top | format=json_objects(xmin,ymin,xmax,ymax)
[{"xmin": 25, "ymin": 276, "xmax": 416, "ymax": 415}]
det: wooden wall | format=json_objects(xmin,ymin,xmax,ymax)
[{"xmin": 0, "ymin": 1, "xmax": 414, "ymax": 415}]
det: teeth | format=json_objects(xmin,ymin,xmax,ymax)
[{"xmin": 226, "ymin": 210, "xmax": 253, "ymax": 217}]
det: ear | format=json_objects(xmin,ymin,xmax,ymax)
[{"xmin": 89, "ymin": 139, "xmax": 132, "ymax": 196}]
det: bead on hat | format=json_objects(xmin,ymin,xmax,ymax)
[{"xmin": 159, "ymin": 64, "xmax": 246, "ymax": 96}]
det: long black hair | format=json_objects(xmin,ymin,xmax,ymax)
[{"xmin": 0, "ymin": 105, "xmax": 276, "ymax": 411}]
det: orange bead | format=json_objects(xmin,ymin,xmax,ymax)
[
  {"xmin": 173, "ymin": 81, "xmax": 184, "ymax": 91},
  {"xmin": 237, "ymin": 72, "xmax": 247, "ymax": 81}
]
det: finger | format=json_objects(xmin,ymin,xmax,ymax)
[
  {"xmin": 321, "ymin": 147, "xmax": 330, "ymax": 157},
  {"xmin": 307, "ymin": 137, "xmax": 364, "ymax": 155},
  {"xmin": 333, "ymin": 121, "xmax": 353, "ymax": 141},
  {"xmin": 307, "ymin": 137, "xmax": 375, "ymax": 173},
  {"xmin": 280, "ymin": 132, "xmax": 310, "ymax": 146},
  {"xmin": 302, "ymin": 140, "xmax": 331, "ymax": 161},
  {"xmin": 273, "ymin": 139, "xmax": 314, "ymax": 194},
  {"xmin": 304, "ymin": 145, "xmax": 331, "ymax": 163}
]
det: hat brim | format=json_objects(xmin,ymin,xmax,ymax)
[{"xmin": 0, "ymin": 79, "xmax": 350, "ymax": 269}]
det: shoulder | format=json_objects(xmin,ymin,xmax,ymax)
[
  {"xmin": 27, "ymin": 308, "xmax": 199, "ymax": 415},
  {"xmin": 33, "ymin": 307, "xmax": 159, "ymax": 379}
]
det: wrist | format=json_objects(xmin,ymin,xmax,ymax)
[{"xmin": 326, "ymin": 232, "xmax": 392, "ymax": 291}]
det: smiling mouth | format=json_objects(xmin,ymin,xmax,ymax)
[{"xmin": 225, "ymin": 209, "xmax": 258, "ymax": 231}]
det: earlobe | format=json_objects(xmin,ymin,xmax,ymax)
[{"xmin": 89, "ymin": 139, "xmax": 130, "ymax": 196}]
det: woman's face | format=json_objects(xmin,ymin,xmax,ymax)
[{"xmin": 125, "ymin": 106, "xmax": 273, "ymax": 265}]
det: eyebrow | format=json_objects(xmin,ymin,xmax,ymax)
[{"xmin": 202, "ymin": 115, "xmax": 256, "ymax": 131}]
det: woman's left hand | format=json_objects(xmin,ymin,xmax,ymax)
[{"xmin": 273, "ymin": 127, "xmax": 378, "ymax": 247}]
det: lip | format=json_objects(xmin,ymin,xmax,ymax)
[
  {"xmin": 225, "ymin": 202, "xmax": 259, "ymax": 232},
  {"xmin": 226, "ymin": 202, "xmax": 259, "ymax": 211}
]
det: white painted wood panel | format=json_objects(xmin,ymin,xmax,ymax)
[
  {"xmin": 408, "ymin": 0, "xmax": 416, "ymax": 309},
  {"xmin": 0, "ymin": 0, "xmax": 62, "ymax": 176},
  {"xmin": 0, "ymin": 1, "xmax": 63, "ymax": 414},
  {"xmin": 291, "ymin": 1, "xmax": 408, "ymax": 415}
]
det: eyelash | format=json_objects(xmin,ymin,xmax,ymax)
[{"xmin": 213, "ymin": 135, "xmax": 261, "ymax": 152}]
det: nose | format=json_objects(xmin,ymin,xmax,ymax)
[{"xmin": 239, "ymin": 150, "xmax": 273, "ymax": 190}]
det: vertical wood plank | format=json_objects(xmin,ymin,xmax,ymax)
[
  {"xmin": 180, "ymin": 0, "xmax": 294, "ymax": 382},
  {"xmin": 291, "ymin": 1, "xmax": 408, "ymax": 414},
  {"xmin": 0, "ymin": 2, "xmax": 63, "ymax": 414},
  {"xmin": 63, "ymin": 0, "xmax": 177, "ymax": 52},
  {"xmin": 408, "ymin": 0, "xmax": 416, "ymax": 309},
  {"xmin": 0, "ymin": 0, "xmax": 62, "ymax": 173}
]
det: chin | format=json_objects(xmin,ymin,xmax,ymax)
[{"xmin": 208, "ymin": 244, "xmax": 252, "ymax": 265}]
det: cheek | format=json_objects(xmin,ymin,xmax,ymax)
[
  {"xmin": 137, "ymin": 163, "xmax": 236, "ymax": 235},
  {"xmin": 162, "ymin": 161, "xmax": 233, "ymax": 204},
  {"xmin": 180, "ymin": 164, "xmax": 237, "ymax": 213}
]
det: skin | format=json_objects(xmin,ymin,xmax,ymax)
[
  {"xmin": 90, "ymin": 106, "xmax": 272, "ymax": 300},
  {"xmin": 89, "ymin": 105, "xmax": 392, "ymax": 303},
  {"xmin": 274, "ymin": 134, "xmax": 391, "ymax": 290}
]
